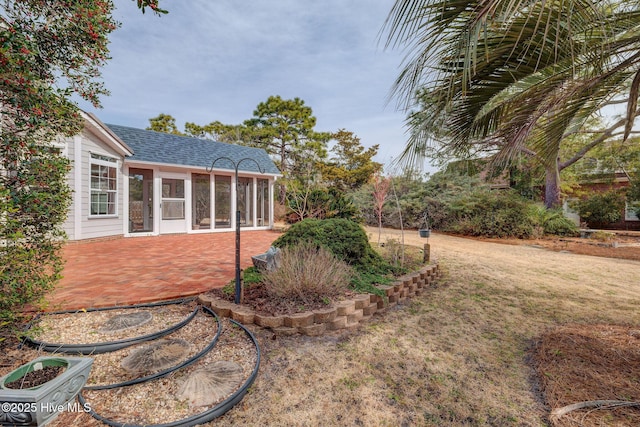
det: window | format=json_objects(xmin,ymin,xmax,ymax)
[
  {"xmin": 215, "ymin": 175, "xmax": 231, "ymax": 228},
  {"xmin": 161, "ymin": 178, "xmax": 185, "ymax": 220},
  {"xmin": 90, "ymin": 153, "xmax": 117, "ymax": 216},
  {"xmin": 257, "ymin": 178, "xmax": 270, "ymax": 226},
  {"xmin": 238, "ymin": 177, "xmax": 253, "ymax": 227},
  {"xmin": 625, "ymin": 202, "xmax": 640, "ymax": 221}
]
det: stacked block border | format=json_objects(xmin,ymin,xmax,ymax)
[{"xmin": 198, "ymin": 264, "xmax": 440, "ymax": 336}]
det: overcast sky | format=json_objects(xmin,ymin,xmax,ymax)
[{"xmin": 76, "ymin": 0, "xmax": 435, "ymax": 173}]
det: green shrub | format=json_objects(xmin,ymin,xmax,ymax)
[
  {"xmin": 444, "ymin": 189, "xmax": 535, "ymax": 238},
  {"xmin": 1, "ymin": 152, "xmax": 71, "ymax": 325},
  {"xmin": 273, "ymin": 218, "xmax": 396, "ymax": 275},
  {"xmin": 261, "ymin": 243, "xmax": 353, "ymax": 305},
  {"xmin": 572, "ymin": 190, "xmax": 625, "ymax": 227},
  {"xmin": 286, "ymin": 187, "xmax": 361, "ymax": 223},
  {"xmin": 528, "ymin": 205, "xmax": 579, "ymax": 236}
]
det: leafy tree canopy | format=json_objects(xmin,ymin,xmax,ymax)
[
  {"xmin": 318, "ymin": 129, "xmax": 382, "ymax": 192},
  {"xmin": 244, "ymin": 95, "xmax": 330, "ymax": 175},
  {"xmin": 147, "ymin": 113, "xmax": 183, "ymax": 135},
  {"xmin": 384, "ymin": 0, "xmax": 640, "ymax": 208}
]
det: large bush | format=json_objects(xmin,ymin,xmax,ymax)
[
  {"xmin": 1, "ymin": 150, "xmax": 71, "ymax": 324},
  {"xmin": 1, "ymin": 1, "xmax": 118, "ymax": 327},
  {"xmin": 351, "ymin": 171, "xmax": 483, "ymax": 230},
  {"xmin": 351, "ymin": 171, "xmax": 582, "ymax": 238},
  {"xmin": 572, "ymin": 190, "xmax": 626, "ymax": 227},
  {"xmin": 286, "ymin": 186, "xmax": 361, "ymax": 223},
  {"xmin": 273, "ymin": 218, "xmax": 395, "ymax": 275},
  {"xmin": 444, "ymin": 189, "xmax": 535, "ymax": 238},
  {"xmin": 528, "ymin": 205, "xmax": 579, "ymax": 236}
]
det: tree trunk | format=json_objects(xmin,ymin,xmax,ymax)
[
  {"xmin": 278, "ymin": 182, "xmax": 286, "ymax": 205},
  {"xmin": 545, "ymin": 160, "xmax": 562, "ymax": 209}
]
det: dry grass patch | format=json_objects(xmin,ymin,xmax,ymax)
[
  {"xmin": 261, "ymin": 243, "xmax": 353, "ymax": 304},
  {"xmin": 4, "ymin": 229, "xmax": 640, "ymax": 426},
  {"xmin": 219, "ymin": 230, "xmax": 640, "ymax": 426}
]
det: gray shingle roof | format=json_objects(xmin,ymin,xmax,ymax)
[{"xmin": 106, "ymin": 124, "xmax": 281, "ymax": 175}]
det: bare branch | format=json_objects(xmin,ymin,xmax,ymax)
[{"xmin": 559, "ymin": 110, "xmax": 640, "ymax": 170}]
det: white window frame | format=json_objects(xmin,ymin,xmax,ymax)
[
  {"xmin": 89, "ymin": 153, "xmax": 118, "ymax": 217},
  {"xmin": 625, "ymin": 202, "xmax": 640, "ymax": 221}
]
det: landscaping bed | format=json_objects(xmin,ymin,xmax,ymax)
[{"xmin": 201, "ymin": 264, "xmax": 440, "ymax": 336}]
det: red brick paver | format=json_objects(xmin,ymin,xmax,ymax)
[{"xmin": 48, "ymin": 231, "xmax": 280, "ymax": 311}]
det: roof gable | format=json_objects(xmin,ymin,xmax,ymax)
[
  {"xmin": 106, "ymin": 124, "xmax": 280, "ymax": 175},
  {"xmin": 82, "ymin": 113, "xmax": 133, "ymax": 157}
]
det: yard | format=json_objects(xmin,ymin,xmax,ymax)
[
  {"xmin": 3, "ymin": 228, "xmax": 640, "ymax": 426},
  {"xmin": 217, "ymin": 228, "xmax": 640, "ymax": 426}
]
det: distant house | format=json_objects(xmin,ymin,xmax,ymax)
[
  {"xmin": 61, "ymin": 112, "xmax": 281, "ymax": 241},
  {"xmin": 458, "ymin": 156, "xmax": 640, "ymax": 230},
  {"xmin": 565, "ymin": 169, "xmax": 640, "ymax": 231}
]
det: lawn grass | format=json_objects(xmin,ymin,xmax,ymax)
[{"xmin": 219, "ymin": 230, "xmax": 640, "ymax": 426}]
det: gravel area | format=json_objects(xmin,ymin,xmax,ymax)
[
  {"xmin": 10, "ymin": 303, "xmax": 258, "ymax": 427},
  {"xmin": 32, "ymin": 303, "xmax": 196, "ymax": 345},
  {"xmin": 81, "ymin": 318, "xmax": 257, "ymax": 425},
  {"xmin": 84, "ymin": 309, "xmax": 217, "ymax": 387}
]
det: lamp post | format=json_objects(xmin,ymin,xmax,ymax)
[{"xmin": 208, "ymin": 157, "xmax": 264, "ymax": 304}]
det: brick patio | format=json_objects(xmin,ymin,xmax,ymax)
[{"xmin": 47, "ymin": 230, "xmax": 281, "ymax": 311}]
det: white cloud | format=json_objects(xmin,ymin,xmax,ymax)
[{"xmin": 79, "ymin": 0, "xmax": 436, "ymax": 172}]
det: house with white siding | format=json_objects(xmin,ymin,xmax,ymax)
[{"xmin": 62, "ymin": 112, "xmax": 280, "ymax": 241}]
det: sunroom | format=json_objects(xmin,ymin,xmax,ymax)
[
  {"xmin": 109, "ymin": 124, "xmax": 281, "ymax": 237},
  {"xmin": 62, "ymin": 114, "xmax": 280, "ymax": 241}
]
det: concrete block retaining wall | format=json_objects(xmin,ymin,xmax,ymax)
[{"xmin": 198, "ymin": 263, "xmax": 441, "ymax": 336}]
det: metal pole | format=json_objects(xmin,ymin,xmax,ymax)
[
  {"xmin": 208, "ymin": 156, "xmax": 264, "ymax": 305},
  {"xmin": 234, "ymin": 170, "xmax": 241, "ymax": 304}
]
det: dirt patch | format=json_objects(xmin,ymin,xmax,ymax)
[{"xmin": 3, "ymin": 365, "xmax": 64, "ymax": 389}]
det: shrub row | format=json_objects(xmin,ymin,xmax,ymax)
[{"xmin": 351, "ymin": 172, "xmax": 579, "ymax": 238}]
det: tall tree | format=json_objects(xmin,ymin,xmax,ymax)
[
  {"xmin": 147, "ymin": 113, "xmax": 183, "ymax": 135},
  {"xmin": 318, "ymin": 130, "xmax": 382, "ymax": 192},
  {"xmin": 0, "ymin": 0, "xmax": 118, "ymax": 323},
  {"xmin": 184, "ymin": 121, "xmax": 246, "ymax": 143},
  {"xmin": 245, "ymin": 95, "xmax": 329, "ymax": 202},
  {"xmin": 0, "ymin": 0, "xmax": 164, "ymax": 325},
  {"xmin": 245, "ymin": 95, "xmax": 329, "ymax": 175},
  {"xmin": 384, "ymin": 0, "xmax": 640, "ymax": 208}
]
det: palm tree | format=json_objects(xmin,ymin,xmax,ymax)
[{"xmin": 384, "ymin": 0, "xmax": 640, "ymax": 208}]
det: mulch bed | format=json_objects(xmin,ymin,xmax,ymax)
[
  {"xmin": 532, "ymin": 324, "xmax": 640, "ymax": 426},
  {"xmin": 208, "ymin": 282, "xmax": 356, "ymax": 317}
]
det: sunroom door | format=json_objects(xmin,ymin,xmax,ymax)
[
  {"xmin": 160, "ymin": 175, "xmax": 186, "ymax": 234},
  {"xmin": 129, "ymin": 168, "xmax": 154, "ymax": 233}
]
